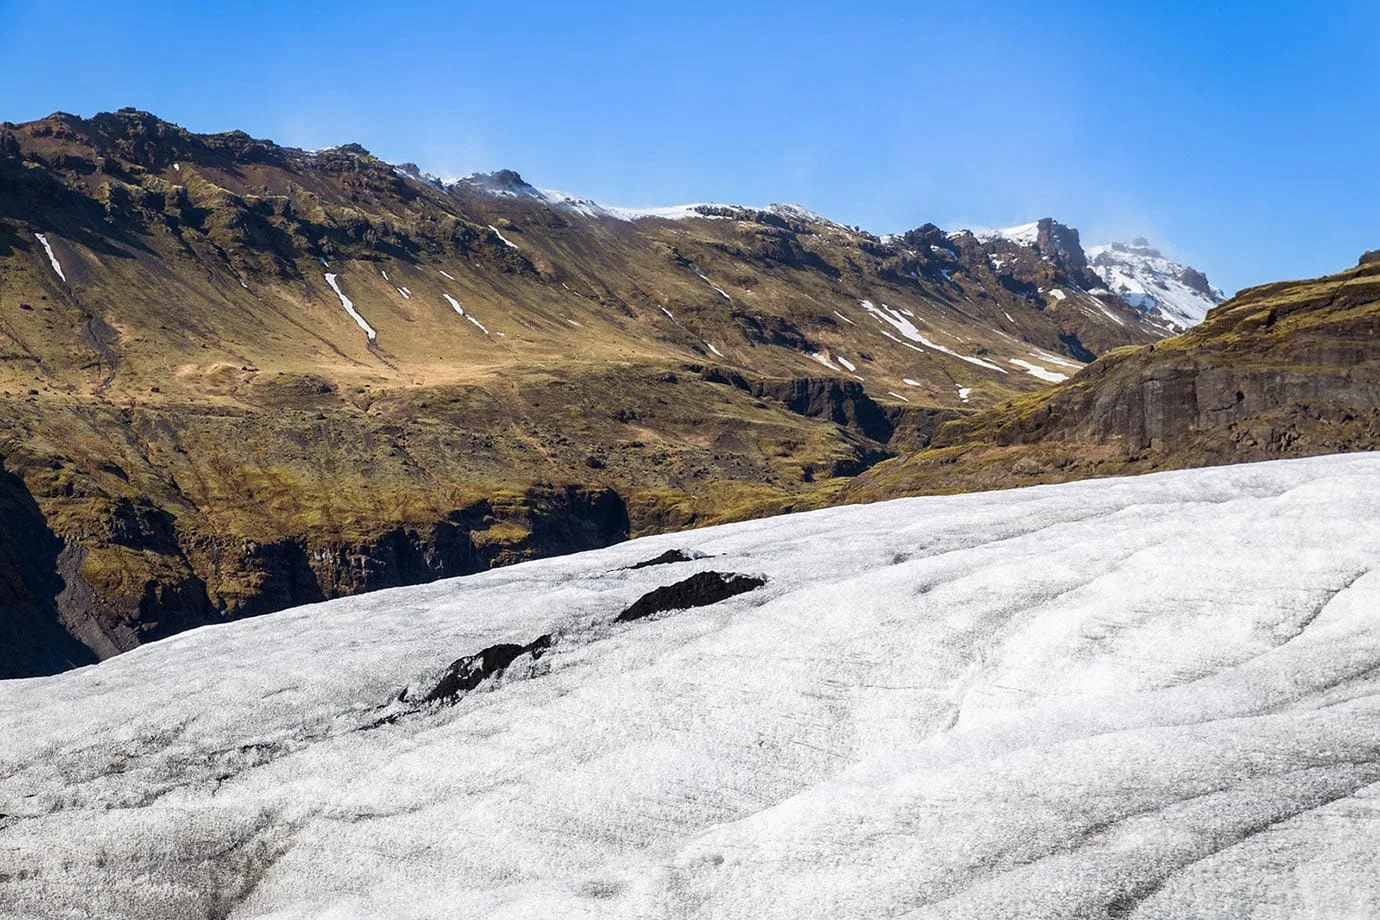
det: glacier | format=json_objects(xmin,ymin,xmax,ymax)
[{"xmin": 2, "ymin": 454, "xmax": 1380, "ymax": 918}]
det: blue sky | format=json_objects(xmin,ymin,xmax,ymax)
[{"xmin": 2, "ymin": 0, "xmax": 1376, "ymax": 294}]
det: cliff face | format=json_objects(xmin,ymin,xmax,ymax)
[{"xmin": 849, "ymin": 256, "xmax": 1380, "ymax": 499}]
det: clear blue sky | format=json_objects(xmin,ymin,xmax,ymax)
[{"xmin": 2, "ymin": 0, "xmax": 1376, "ymax": 295}]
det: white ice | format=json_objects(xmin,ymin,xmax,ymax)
[
  {"xmin": 440, "ymin": 270, "xmax": 456, "ymax": 280},
  {"xmin": 33, "ymin": 233, "xmax": 66, "ymax": 283},
  {"xmin": 706, "ymin": 342, "xmax": 725, "ymax": 357},
  {"xmin": 836, "ymin": 356, "xmax": 857, "ymax": 372},
  {"xmin": 443, "ymin": 293, "xmax": 465, "ymax": 317},
  {"xmin": 887, "ymin": 390, "xmax": 910, "ymax": 401},
  {"xmin": 4, "ymin": 456, "xmax": 1380, "ymax": 918},
  {"xmin": 488, "ymin": 225, "xmax": 518, "ymax": 249},
  {"xmin": 957, "ymin": 385, "xmax": 972, "ymax": 401},
  {"xmin": 323, "ymin": 272, "xmax": 376, "ymax": 341}
]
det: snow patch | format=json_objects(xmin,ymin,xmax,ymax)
[
  {"xmin": 689, "ymin": 264, "xmax": 731, "ymax": 300},
  {"xmin": 860, "ymin": 300, "xmax": 1007, "ymax": 373},
  {"xmin": 807, "ymin": 352, "xmax": 842, "ymax": 372},
  {"xmin": 324, "ymin": 273, "xmax": 376, "ymax": 341},
  {"xmin": 488, "ymin": 225, "xmax": 518, "ymax": 249},
  {"xmin": 33, "ymin": 233, "xmax": 65, "ymax": 283},
  {"xmin": 1010, "ymin": 359, "xmax": 1068, "ymax": 383}
]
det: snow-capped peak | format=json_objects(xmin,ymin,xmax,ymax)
[
  {"xmin": 1086, "ymin": 238, "xmax": 1224, "ymax": 331},
  {"xmin": 420, "ymin": 169, "xmax": 841, "ymax": 228},
  {"xmin": 976, "ymin": 220, "xmax": 1042, "ymax": 247}
]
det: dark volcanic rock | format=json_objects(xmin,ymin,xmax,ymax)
[
  {"xmin": 627, "ymin": 549, "xmax": 699, "ymax": 569},
  {"xmin": 616, "ymin": 571, "xmax": 766, "ymax": 623},
  {"xmin": 415, "ymin": 634, "xmax": 554, "ymax": 705}
]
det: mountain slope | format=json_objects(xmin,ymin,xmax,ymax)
[
  {"xmin": 2, "ymin": 453, "xmax": 1378, "ymax": 918},
  {"xmin": 849, "ymin": 253, "xmax": 1380, "ymax": 499},
  {"xmin": 0, "ymin": 108, "xmax": 1172, "ymax": 673}
]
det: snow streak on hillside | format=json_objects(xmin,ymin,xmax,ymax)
[{"xmin": 3, "ymin": 455, "xmax": 1380, "ymax": 918}]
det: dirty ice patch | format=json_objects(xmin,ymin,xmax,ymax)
[
  {"xmin": 1010, "ymin": 359, "xmax": 1068, "ymax": 383},
  {"xmin": 902, "ymin": 378, "xmax": 922, "ymax": 387},
  {"xmin": 488, "ymin": 225, "xmax": 518, "ymax": 249},
  {"xmin": 887, "ymin": 391, "xmax": 910, "ymax": 402},
  {"xmin": 324, "ymin": 273, "xmax": 376, "ymax": 341},
  {"xmin": 1047, "ymin": 288, "xmax": 1068, "ymax": 301},
  {"xmin": 833, "ymin": 310, "xmax": 856, "ymax": 325},
  {"xmin": 836, "ymin": 356, "xmax": 857, "ymax": 372},
  {"xmin": 34, "ymin": 233, "xmax": 66, "ymax": 283}
]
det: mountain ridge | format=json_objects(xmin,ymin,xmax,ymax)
[{"xmin": 0, "ymin": 106, "xmax": 1184, "ymax": 675}]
